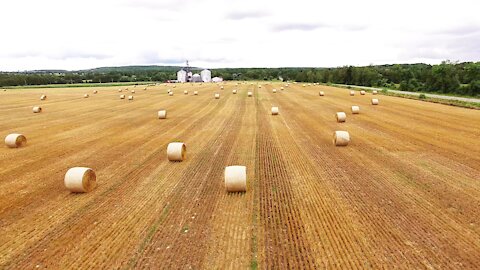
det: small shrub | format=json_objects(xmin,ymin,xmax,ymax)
[{"xmin": 419, "ymin": 93, "xmax": 427, "ymax": 99}]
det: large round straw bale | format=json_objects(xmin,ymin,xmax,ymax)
[
  {"xmin": 5, "ymin": 133, "xmax": 27, "ymax": 148},
  {"xmin": 64, "ymin": 167, "xmax": 96, "ymax": 193},
  {"xmin": 360, "ymin": 90, "xmax": 366, "ymax": 95},
  {"xmin": 184, "ymin": 90, "xmax": 188, "ymax": 95},
  {"xmin": 194, "ymin": 91, "xmax": 198, "ymax": 95},
  {"xmin": 167, "ymin": 142, "xmax": 186, "ymax": 161},
  {"xmin": 232, "ymin": 89, "xmax": 237, "ymax": 94},
  {"xmin": 158, "ymin": 110, "xmax": 167, "ymax": 119},
  {"xmin": 334, "ymin": 131, "xmax": 350, "ymax": 146},
  {"xmin": 93, "ymin": 90, "xmax": 98, "ymax": 94},
  {"xmin": 350, "ymin": 91, "xmax": 355, "ymax": 96},
  {"xmin": 351, "ymin": 106, "xmax": 360, "ymax": 114},
  {"xmin": 371, "ymin": 98, "xmax": 379, "ymax": 105},
  {"xmin": 84, "ymin": 94, "xmax": 89, "ymax": 98},
  {"xmin": 120, "ymin": 95, "xmax": 125, "ymax": 99},
  {"xmin": 220, "ymin": 86, "xmax": 224, "ymax": 90},
  {"xmin": 372, "ymin": 90, "xmax": 378, "ymax": 95},
  {"xmin": 280, "ymin": 87, "xmax": 284, "ymax": 90},
  {"xmin": 225, "ymin": 166, "xmax": 247, "ymax": 192},
  {"xmin": 319, "ymin": 91, "xmax": 325, "ymax": 96},
  {"xmin": 336, "ymin": 112, "xmax": 346, "ymax": 122},
  {"xmin": 40, "ymin": 95, "xmax": 47, "ymax": 100},
  {"xmin": 272, "ymin": 89, "xmax": 277, "ymax": 93},
  {"xmin": 258, "ymin": 85, "xmax": 262, "ymax": 88},
  {"xmin": 271, "ymin": 106, "xmax": 279, "ymax": 115},
  {"xmin": 215, "ymin": 93, "xmax": 220, "ymax": 99},
  {"xmin": 169, "ymin": 92, "xmax": 174, "ymax": 96},
  {"xmin": 118, "ymin": 89, "xmax": 122, "ymax": 92},
  {"xmin": 33, "ymin": 106, "xmax": 42, "ymax": 113},
  {"xmin": 128, "ymin": 95, "xmax": 134, "ymax": 100},
  {"xmin": 131, "ymin": 90, "xmax": 135, "ymax": 93},
  {"xmin": 144, "ymin": 87, "xmax": 147, "ymax": 90},
  {"xmin": 248, "ymin": 92, "xmax": 253, "ymax": 97},
  {"xmin": 303, "ymin": 84, "xmax": 306, "ymax": 87}
]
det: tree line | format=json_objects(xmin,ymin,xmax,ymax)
[{"xmin": 1, "ymin": 61, "xmax": 478, "ymax": 96}]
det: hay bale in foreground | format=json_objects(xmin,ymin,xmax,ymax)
[
  {"xmin": 167, "ymin": 142, "xmax": 186, "ymax": 161},
  {"xmin": 334, "ymin": 131, "xmax": 350, "ymax": 146},
  {"xmin": 351, "ymin": 106, "xmax": 360, "ymax": 114},
  {"xmin": 33, "ymin": 106, "xmax": 42, "ymax": 113},
  {"xmin": 336, "ymin": 112, "xmax": 346, "ymax": 122},
  {"xmin": 158, "ymin": 110, "xmax": 167, "ymax": 119},
  {"xmin": 64, "ymin": 167, "xmax": 96, "ymax": 193},
  {"xmin": 5, "ymin": 133, "xmax": 27, "ymax": 148},
  {"xmin": 225, "ymin": 166, "xmax": 247, "ymax": 192},
  {"xmin": 271, "ymin": 107, "xmax": 279, "ymax": 115},
  {"xmin": 371, "ymin": 98, "xmax": 379, "ymax": 105}
]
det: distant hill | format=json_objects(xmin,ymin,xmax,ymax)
[{"xmin": 83, "ymin": 65, "xmax": 188, "ymax": 73}]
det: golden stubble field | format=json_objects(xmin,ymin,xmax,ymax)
[{"xmin": 0, "ymin": 82, "xmax": 479, "ymax": 269}]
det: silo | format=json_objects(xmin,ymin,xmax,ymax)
[
  {"xmin": 177, "ymin": 69, "xmax": 187, "ymax": 83},
  {"xmin": 192, "ymin": 74, "xmax": 202, "ymax": 83},
  {"xmin": 201, "ymin": 69, "xmax": 212, "ymax": 82}
]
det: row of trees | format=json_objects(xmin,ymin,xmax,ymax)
[{"xmin": 1, "ymin": 61, "xmax": 479, "ymax": 96}]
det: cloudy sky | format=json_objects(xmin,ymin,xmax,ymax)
[{"xmin": 0, "ymin": 0, "xmax": 479, "ymax": 71}]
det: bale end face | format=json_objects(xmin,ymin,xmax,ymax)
[
  {"xmin": 336, "ymin": 112, "xmax": 347, "ymax": 122},
  {"xmin": 167, "ymin": 142, "xmax": 186, "ymax": 161},
  {"xmin": 5, "ymin": 133, "xmax": 27, "ymax": 148},
  {"xmin": 334, "ymin": 131, "xmax": 350, "ymax": 146},
  {"xmin": 371, "ymin": 98, "xmax": 379, "ymax": 105},
  {"xmin": 225, "ymin": 166, "xmax": 247, "ymax": 192},
  {"xmin": 158, "ymin": 110, "xmax": 167, "ymax": 119},
  {"xmin": 351, "ymin": 106, "xmax": 360, "ymax": 114},
  {"xmin": 64, "ymin": 167, "xmax": 96, "ymax": 193},
  {"xmin": 271, "ymin": 107, "xmax": 279, "ymax": 115}
]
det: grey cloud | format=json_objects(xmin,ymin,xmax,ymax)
[
  {"xmin": 272, "ymin": 22, "xmax": 327, "ymax": 32},
  {"xmin": 2, "ymin": 50, "xmax": 112, "ymax": 60},
  {"xmin": 434, "ymin": 24, "xmax": 480, "ymax": 36}
]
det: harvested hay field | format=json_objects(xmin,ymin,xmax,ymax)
[{"xmin": 0, "ymin": 82, "xmax": 479, "ymax": 269}]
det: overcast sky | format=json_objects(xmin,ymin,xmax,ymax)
[{"xmin": 0, "ymin": 0, "xmax": 479, "ymax": 71}]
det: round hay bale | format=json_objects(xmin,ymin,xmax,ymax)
[
  {"xmin": 319, "ymin": 91, "xmax": 325, "ymax": 96},
  {"xmin": 350, "ymin": 91, "xmax": 355, "ymax": 96},
  {"xmin": 303, "ymin": 84, "xmax": 306, "ymax": 87},
  {"xmin": 84, "ymin": 94, "xmax": 89, "ymax": 98},
  {"xmin": 167, "ymin": 142, "xmax": 186, "ymax": 161},
  {"xmin": 64, "ymin": 167, "xmax": 96, "ymax": 193},
  {"xmin": 194, "ymin": 91, "xmax": 198, "ymax": 95},
  {"xmin": 334, "ymin": 131, "xmax": 350, "ymax": 146},
  {"xmin": 258, "ymin": 85, "xmax": 262, "ymax": 88},
  {"xmin": 336, "ymin": 112, "xmax": 346, "ymax": 122},
  {"xmin": 371, "ymin": 98, "xmax": 379, "ymax": 105},
  {"xmin": 128, "ymin": 95, "xmax": 134, "ymax": 100},
  {"xmin": 184, "ymin": 90, "xmax": 188, "ymax": 95},
  {"xmin": 225, "ymin": 166, "xmax": 247, "ymax": 192},
  {"xmin": 5, "ymin": 133, "xmax": 27, "ymax": 148},
  {"xmin": 232, "ymin": 89, "xmax": 237, "ymax": 94},
  {"xmin": 33, "ymin": 106, "xmax": 42, "ymax": 113},
  {"xmin": 220, "ymin": 86, "xmax": 224, "ymax": 90},
  {"xmin": 280, "ymin": 87, "xmax": 284, "ymax": 90},
  {"xmin": 169, "ymin": 92, "xmax": 174, "ymax": 96},
  {"xmin": 40, "ymin": 95, "xmax": 47, "ymax": 100},
  {"xmin": 215, "ymin": 93, "xmax": 220, "ymax": 99},
  {"xmin": 351, "ymin": 106, "xmax": 360, "ymax": 114},
  {"xmin": 144, "ymin": 87, "xmax": 147, "ymax": 90},
  {"xmin": 118, "ymin": 89, "xmax": 122, "ymax": 92},
  {"xmin": 271, "ymin": 106, "xmax": 279, "ymax": 115},
  {"xmin": 131, "ymin": 90, "xmax": 135, "ymax": 94},
  {"xmin": 120, "ymin": 95, "xmax": 125, "ymax": 99},
  {"xmin": 248, "ymin": 92, "xmax": 253, "ymax": 97},
  {"xmin": 372, "ymin": 90, "xmax": 378, "ymax": 95},
  {"xmin": 167, "ymin": 89, "xmax": 171, "ymax": 94},
  {"xmin": 360, "ymin": 90, "xmax": 366, "ymax": 95},
  {"xmin": 158, "ymin": 110, "xmax": 167, "ymax": 119},
  {"xmin": 93, "ymin": 90, "xmax": 98, "ymax": 94},
  {"xmin": 272, "ymin": 89, "xmax": 277, "ymax": 93}
]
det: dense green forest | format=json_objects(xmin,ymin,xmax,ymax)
[{"xmin": 1, "ymin": 61, "xmax": 479, "ymax": 96}]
